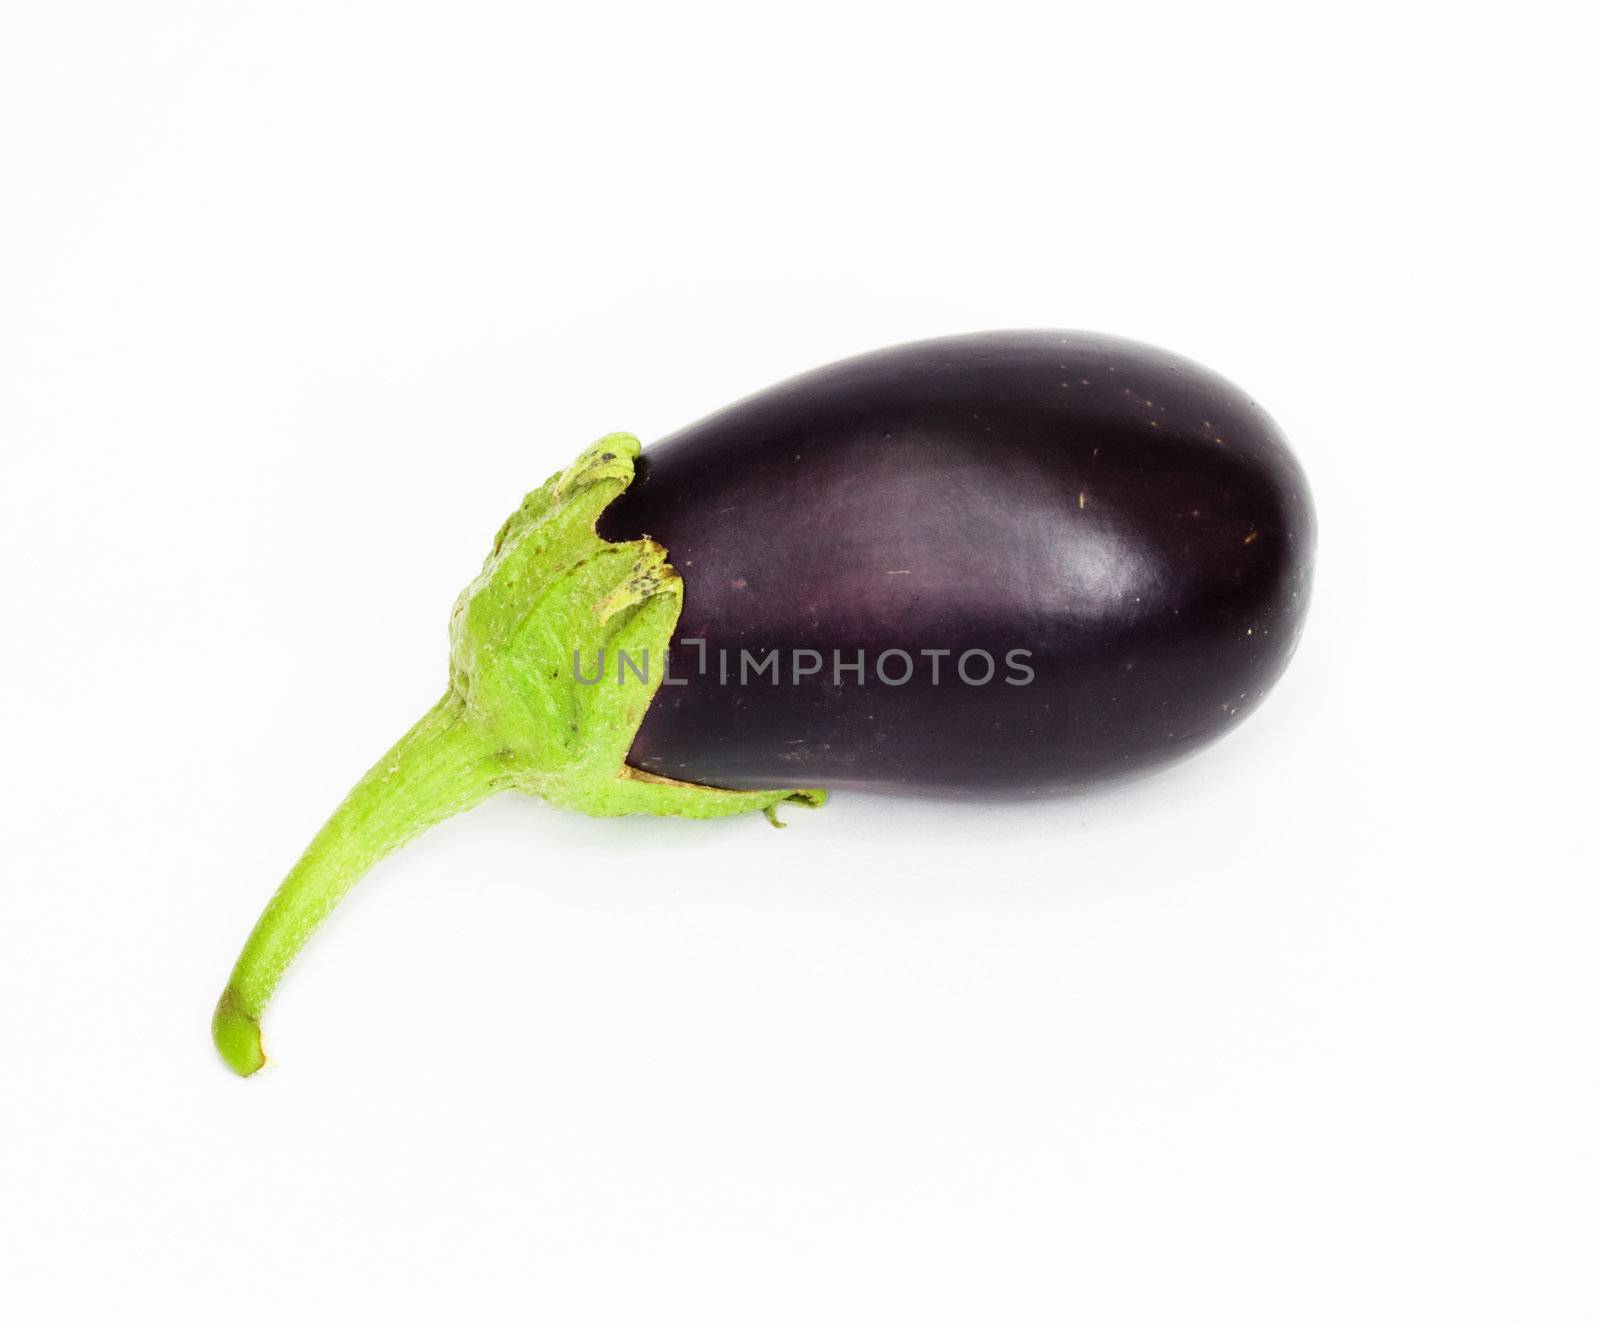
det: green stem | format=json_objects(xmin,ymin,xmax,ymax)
[
  {"xmin": 212, "ymin": 435, "xmax": 826, "ymax": 1076},
  {"xmin": 212, "ymin": 695, "xmax": 504, "ymax": 1075}
]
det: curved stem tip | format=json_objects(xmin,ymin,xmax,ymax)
[{"xmin": 212, "ymin": 695, "xmax": 503, "ymax": 1076}]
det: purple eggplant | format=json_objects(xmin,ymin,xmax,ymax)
[
  {"xmin": 212, "ymin": 331, "xmax": 1313, "ymax": 1074},
  {"xmin": 601, "ymin": 331, "xmax": 1314, "ymax": 797}
]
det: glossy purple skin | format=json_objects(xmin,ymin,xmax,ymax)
[{"xmin": 598, "ymin": 332, "xmax": 1314, "ymax": 798}]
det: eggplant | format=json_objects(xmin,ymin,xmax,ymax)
[
  {"xmin": 602, "ymin": 331, "xmax": 1314, "ymax": 797},
  {"xmin": 212, "ymin": 331, "xmax": 1313, "ymax": 1075}
]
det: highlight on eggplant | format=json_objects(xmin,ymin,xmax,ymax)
[{"xmin": 212, "ymin": 331, "xmax": 1315, "ymax": 1075}]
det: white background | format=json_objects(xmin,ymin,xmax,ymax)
[{"xmin": 3, "ymin": 3, "xmax": 1595, "ymax": 1321}]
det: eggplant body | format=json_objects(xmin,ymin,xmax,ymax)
[{"xmin": 599, "ymin": 332, "xmax": 1314, "ymax": 797}]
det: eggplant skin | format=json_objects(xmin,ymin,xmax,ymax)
[{"xmin": 597, "ymin": 331, "xmax": 1315, "ymax": 798}]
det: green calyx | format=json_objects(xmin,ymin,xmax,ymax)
[{"xmin": 211, "ymin": 434, "xmax": 826, "ymax": 1077}]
